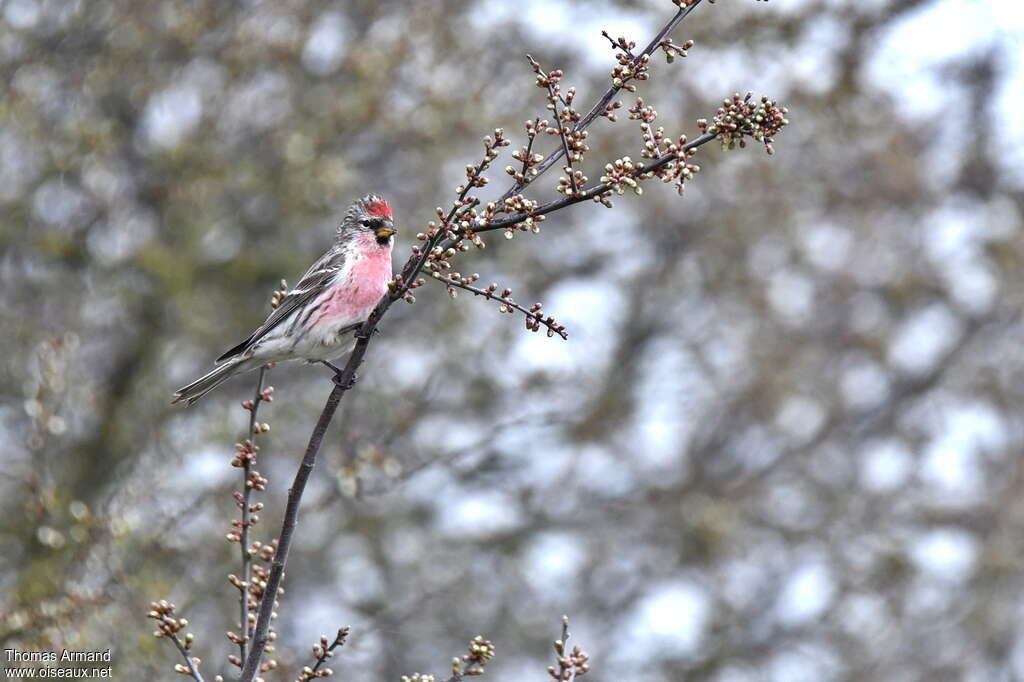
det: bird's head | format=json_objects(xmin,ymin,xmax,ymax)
[{"xmin": 339, "ymin": 194, "xmax": 396, "ymax": 246}]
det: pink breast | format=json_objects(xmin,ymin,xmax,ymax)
[{"xmin": 313, "ymin": 244, "xmax": 392, "ymax": 327}]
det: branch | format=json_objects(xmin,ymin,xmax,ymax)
[
  {"xmin": 170, "ymin": 632, "xmax": 206, "ymax": 682},
  {"xmin": 499, "ymin": 0, "xmax": 706, "ymax": 202},
  {"xmin": 528, "ymin": 54, "xmax": 580, "ymax": 196},
  {"xmin": 444, "ymin": 636, "xmax": 497, "ymax": 682},
  {"xmin": 441, "ymin": 275, "xmax": 568, "ymax": 339},
  {"xmin": 548, "ymin": 616, "xmax": 589, "ymax": 682},
  {"xmin": 148, "ymin": 600, "xmax": 204, "ymax": 682},
  {"xmin": 296, "ymin": 627, "xmax": 349, "ymax": 682},
  {"xmin": 239, "ymin": 318, "xmax": 381, "ymax": 681},
  {"xmin": 238, "ymin": 382, "xmax": 344, "ymax": 680},
  {"xmin": 479, "ymin": 131, "xmax": 718, "ymax": 234},
  {"xmin": 236, "ymin": 367, "xmax": 269, "ymax": 666}
]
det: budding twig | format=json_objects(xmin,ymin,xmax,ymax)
[
  {"xmin": 295, "ymin": 627, "xmax": 349, "ymax": 682},
  {"xmin": 479, "ymin": 131, "xmax": 717, "ymax": 233},
  {"xmin": 498, "ymin": 0, "xmax": 706, "ymax": 205},
  {"xmin": 236, "ymin": 366, "xmax": 268, "ymax": 666},
  {"xmin": 442, "ymin": 275, "xmax": 568, "ymax": 339},
  {"xmin": 148, "ymin": 600, "xmax": 204, "ymax": 682}
]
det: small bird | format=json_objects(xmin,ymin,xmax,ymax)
[{"xmin": 172, "ymin": 194, "xmax": 396, "ymax": 405}]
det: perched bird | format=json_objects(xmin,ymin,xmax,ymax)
[{"xmin": 172, "ymin": 194, "xmax": 396, "ymax": 405}]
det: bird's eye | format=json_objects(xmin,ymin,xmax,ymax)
[{"xmin": 360, "ymin": 219, "xmax": 372, "ymax": 227}]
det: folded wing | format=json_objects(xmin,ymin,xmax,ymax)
[{"xmin": 215, "ymin": 248, "xmax": 346, "ymax": 362}]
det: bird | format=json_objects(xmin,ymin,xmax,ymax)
[{"xmin": 172, "ymin": 194, "xmax": 396, "ymax": 405}]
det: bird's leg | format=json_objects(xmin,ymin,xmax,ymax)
[
  {"xmin": 354, "ymin": 325, "xmax": 381, "ymax": 342},
  {"xmin": 320, "ymin": 360, "xmax": 344, "ymax": 375},
  {"xmin": 320, "ymin": 360, "xmax": 358, "ymax": 389}
]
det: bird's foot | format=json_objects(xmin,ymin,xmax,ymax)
[
  {"xmin": 355, "ymin": 325, "xmax": 381, "ymax": 342},
  {"xmin": 333, "ymin": 371, "xmax": 358, "ymax": 389},
  {"xmin": 321, "ymin": 360, "xmax": 344, "ymax": 374},
  {"xmin": 321, "ymin": 360, "xmax": 358, "ymax": 389}
]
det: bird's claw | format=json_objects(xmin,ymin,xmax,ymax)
[
  {"xmin": 332, "ymin": 371, "xmax": 358, "ymax": 389},
  {"xmin": 355, "ymin": 326, "xmax": 380, "ymax": 342}
]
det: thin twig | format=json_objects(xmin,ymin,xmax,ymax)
[
  {"xmin": 168, "ymin": 630, "xmax": 205, "ymax": 682},
  {"xmin": 501, "ymin": 0, "xmax": 705, "ymax": 201},
  {"xmin": 238, "ymin": 324, "xmax": 378, "ymax": 682},
  {"xmin": 238, "ymin": 366, "xmax": 267, "ymax": 665},
  {"xmin": 444, "ymin": 277, "xmax": 567, "ymax": 339},
  {"xmin": 296, "ymin": 627, "xmax": 349, "ymax": 682},
  {"xmin": 444, "ymin": 660, "xmax": 484, "ymax": 682},
  {"xmin": 528, "ymin": 54, "xmax": 578, "ymax": 195},
  {"xmin": 520, "ymin": 117, "xmax": 541, "ymax": 180}
]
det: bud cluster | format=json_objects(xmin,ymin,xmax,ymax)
[
  {"xmin": 507, "ymin": 118, "xmax": 548, "ymax": 186},
  {"xmin": 658, "ymin": 37, "xmax": 694, "ymax": 63},
  {"xmin": 599, "ymin": 156, "xmax": 644, "ymax": 196},
  {"xmin": 548, "ymin": 638, "xmax": 590, "ymax": 681},
  {"xmin": 147, "ymin": 600, "xmax": 202, "ymax": 677},
  {"xmin": 450, "ymin": 636, "xmax": 497, "ymax": 678},
  {"xmin": 547, "ymin": 617, "xmax": 590, "ymax": 682},
  {"xmin": 608, "ymin": 37, "xmax": 650, "ymax": 92},
  {"xmin": 226, "ymin": 542, "xmax": 280, "ymax": 672},
  {"xmin": 269, "ymin": 280, "xmax": 289, "ymax": 310},
  {"xmin": 149, "ymin": 600, "xmax": 192, "ymax": 641},
  {"xmin": 700, "ymin": 92, "xmax": 790, "ymax": 154}
]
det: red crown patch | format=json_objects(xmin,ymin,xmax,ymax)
[{"xmin": 366, "ymin": 200, "xmax": 392, "ymax": 218}]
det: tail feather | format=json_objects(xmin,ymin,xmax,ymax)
[{"xmin": 172, "ymin": 358, "xmax": 245, "ymax": 406}]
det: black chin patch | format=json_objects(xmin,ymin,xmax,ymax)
[{"xmin": 375, "ymin": 235, "xmax": 391, "ymax": 246}]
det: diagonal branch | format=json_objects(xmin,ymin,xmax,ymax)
[
  {"xmin": 169, "ymin": 631, "xmax": 205, "ymax": 682},
  {"xmin": 238, "ymin": 317, "xmax": 382, "ymax": 682},
  {"xmin": 443, "ymin": 276, "xmax": 568, "ymax": 339}
]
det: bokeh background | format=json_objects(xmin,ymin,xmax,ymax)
[{"xmin": 3, "ymin": 0, "xmax": 1024, "ymax": 680}]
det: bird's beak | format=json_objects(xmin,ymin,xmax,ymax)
[{"xmin": 376, "ymin": 226, "xmax": 396, "ymax": 239}]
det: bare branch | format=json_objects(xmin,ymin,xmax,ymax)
[{"xmin": 441, "ymin": 275, "xmax": 568, "ymax": 339}]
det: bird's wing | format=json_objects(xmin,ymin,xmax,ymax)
[{"xmin": 215, "ymin": 248, "xmax": 346, "ymax": 362}]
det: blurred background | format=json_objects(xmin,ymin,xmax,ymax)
[{"xmin": 3, "ymin": 0, "xmax": 1024, "ymax": 680}]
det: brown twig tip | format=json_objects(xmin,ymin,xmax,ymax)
[
  {"xmin": 147, "ymin": 600, "xmax": 205, "ymax": 681},
  {"xmin": 296, "ymin": 626, "xmax": 349, "ymax": 681}
]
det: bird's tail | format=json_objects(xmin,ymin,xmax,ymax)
[{"xmin": 172, "ymin": 357, "xmax": 246, "ymax": 406}]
